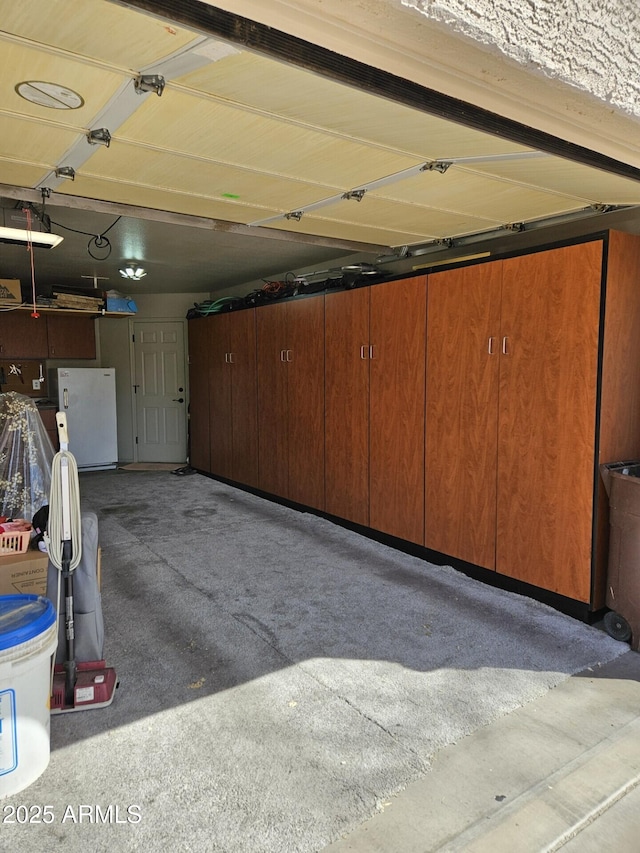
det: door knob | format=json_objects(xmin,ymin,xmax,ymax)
[{"xmin": 172, "ymin": 397, "xmax": 184, "ymax": 403}]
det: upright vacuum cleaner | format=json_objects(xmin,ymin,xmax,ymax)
[{"xmin": 47, "ymin": 412, "xmax": 117, "ymax": 713}]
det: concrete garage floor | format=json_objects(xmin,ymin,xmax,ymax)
[
  {"xmin": 327, "ymin": 652, "xmax": 640, "ymax": 851},
  {"xmin": 2, "ymin": 471, "xmax": 639, "ymax": 851}
]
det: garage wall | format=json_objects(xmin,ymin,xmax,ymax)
[{"xmin": 402, "ymin": 0, "xmax": 640, "ymax": 116}]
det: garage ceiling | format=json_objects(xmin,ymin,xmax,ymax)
[{"xmin": 1, "ymin": 0, "xmax": 640, "ymax": 296}]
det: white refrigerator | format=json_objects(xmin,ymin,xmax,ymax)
[{"xmin": 50, "ymin": 368, "xmax": 118, "ymax": 470}]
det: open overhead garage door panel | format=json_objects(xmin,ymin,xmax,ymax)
[{"xmin": 1, "ymin": 0, "xmax": 640, "ymax": 287}]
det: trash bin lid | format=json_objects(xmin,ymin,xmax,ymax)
[{"xmin": 0, "ymin": 595, "xmax": 56, "ymax": 650}]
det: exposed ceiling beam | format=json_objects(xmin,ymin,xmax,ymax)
[{"xmin": 0, "ymin": 183, "xmax": 390, "ymax": 253}]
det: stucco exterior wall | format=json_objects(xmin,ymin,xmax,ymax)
[{"xmin": 401, "ymin": 0, "xmax": 640, "ymax": 116}]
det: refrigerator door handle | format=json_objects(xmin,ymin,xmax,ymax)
[{"xmin": 63, "ymin": 388, "xmax": 69, "ymax": 409}]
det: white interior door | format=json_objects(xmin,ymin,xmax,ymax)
[{"xmin": 133, "ymin": 321, "xmax": 187, "ymax": 463}]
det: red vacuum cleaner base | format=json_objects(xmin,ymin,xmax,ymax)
[{"xmin": 50, "ymin": 661, "xmax": 118, "ymax": 714}]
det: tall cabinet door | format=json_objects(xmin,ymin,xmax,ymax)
[
  {"xmin": 497, "ymin": 242, "xmax": 602, "ymax": 601},
  {"xmin": 208, "ymin": 314, "xmax": 233, "ymax": 479},
  {"xmin": 325, "ymin": 287, "xmax": 370, "ymax": 526},
  {"xmin": 425, "ymin": 263, "xmax": 502, "ymax": 569},
  {"xmin": 187, "ymin": 318, "xmax": 211, "ymax": 472},
  {"xmin": 257, "ymin": 302, "xmax": 289, "ymax": 499},
  {"xmin": 287, "ymin": 297, "xmax": 325, "ymax": 510},
  {"xmin": 228, "ymin": 309, "xmax": 258, "ymax": 488},
  {"xmin": 369, "ymin": 276, "xmax": 427, "ymax": 544}
]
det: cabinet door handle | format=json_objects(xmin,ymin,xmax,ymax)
[
  {"xmin": 224, "ymin": 353, "xmax": 229, "ymax": 363},
  {"xmin": 286, "ymin": 350, "xmax": 293, "ymax": 362},
  {"xmin": 360, "ymin": 345, "xmax": 368, "ymax": 360},
  {"xmin": 228, "ymin": 352, "xmax": 235, "ymax": 364},
  {"xmin": 280, "ymin": 349, "xmax": 286, "ymax": 362},
  {"xmin": 488, "ymin": 337, "xmax": 495, "ymax": 355},
  {"xmin": 369, "ymin": 345, "xmax": 376, "ymax": 359},
  {"xmin": 63, "ymin": 388, "xmax": 69, "ymax": 409},
  {"xmin": 502, "ymin": 336, "xmax": 509, "ymax": 355}
]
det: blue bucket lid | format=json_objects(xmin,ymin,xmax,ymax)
[{"xmin": 0, "ymin": 595, "xmax": 56, "ymax": 651}]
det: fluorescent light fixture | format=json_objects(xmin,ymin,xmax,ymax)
[{"xmin": 0, "ymin": 226, "xmax": 63, "ymax": 248}]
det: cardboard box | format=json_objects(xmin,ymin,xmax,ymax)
[
  {"xmin": 0, "ymin": 279, "xmax": 22, "ymax": 303},
  {"xmin": 0, "ymin": 550, "xmax": 48, "ymax": 596}
]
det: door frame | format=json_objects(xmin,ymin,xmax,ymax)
[{"xmin": 128, "ymin": 317, "xmax": 189, "ymax": 463}]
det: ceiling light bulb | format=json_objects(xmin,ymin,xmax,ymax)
[{"xmin": 119, "ymin": 264, "xmax": 147, "ymax": 281}]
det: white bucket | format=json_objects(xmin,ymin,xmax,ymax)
[{"xmin": 0, "ymin": 595, "xmax": 58, "ymax": 800}]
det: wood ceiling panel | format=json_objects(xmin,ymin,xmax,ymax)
[
  {"xmin": 58, "ymin": 175, "xmax": 277, "ymax": 223},
  {"xmin": 177, "ymin": 51, "xmax": 530, "ymax": 161},
  {"xmin": 0, "ymin": 115, "xmax": 80, "ymax": 166},
  {"xmin": 368, "ymin": 167, "xmax": 586, "ymax": 222},
  {"xmin": 76, "ymin": 144, "xmax": 337, "ymax": 213},
  {"xmin": 252, "ymin": 213, "xmax": 427, "ymax": 246},
  {"xmin": 464, "ymin": 159, "xmax": 640, "ymax": 205},
  {"xmin": 116, "ymin": 90, "xmax": 423, "ymax": 188},
  {"xmin": 0, "ymin": 161, "xmax": 50, "ymax": 189},
  {"xmin": 0, "ymin": 0, "xmax": 197, "ymax": 68},
  {"xmin": 308, "ymin": 195, "xmax": 498, "ymax": 238}
]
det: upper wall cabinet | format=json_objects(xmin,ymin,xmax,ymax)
[
  {"xmin": 46, "ymin": 314, "xmax": 96, "ymax": 359},
  {"xmin": 0, "ymin": 313, "xmax": 96, "ymax": 359},
  {"xmin": 0, "ymin": 312, "xmax": 48, "ymax": 358}
]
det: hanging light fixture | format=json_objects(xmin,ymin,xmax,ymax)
[{"xmin": 119, "ymin": 263, "xmax": 146, "ymax": 281}]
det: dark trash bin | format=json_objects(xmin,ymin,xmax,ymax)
[{"xmin": 600, "ymin": 461, "xmax": 640, "ymax": 650}]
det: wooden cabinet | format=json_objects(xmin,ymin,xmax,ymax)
[
  {"xmin": 184, "ymin": 231, "xmax": 640, "ymax": 612},
  {"xmin": 369, "ymin": 277, "xmax": 426, "ymax": 544},
  {"xmin": 257, "ymin": 297, "xmax": 325, "ymax": 510},
  {"xmin": 0, "ymin": 312, "xmax": 96, "ymax": 359},
  {"xmin": 496, "ymin": 244, "xmax": 601, "ymax": 602},
  {"xmin": 187, "ymin": 317, "xmax": 211, "ymax": 472},
  {"xmin": 46, "ymin": 314, "xmax": 96, "ymax": 359},
  {"xmin": 426, "ymin": 235, "xmax": 640, "ymax": 606},
  {"xmin": 325, "ymin": 276, "xmax": 427, "ymax": 543},
  {"xmin": 208, "ymin": 310, "xmax": 259, "ymax": 487},
  {"xmin": 0, "ymin": 313, "xmax": 48, "ymax": 358},
  {"xmin": 325, "ymin": 287, "xmax": 370, "ymax": 526},
  {"xmin": 425, "ymin": 262, "xmax": 501, "ymax": 570}
]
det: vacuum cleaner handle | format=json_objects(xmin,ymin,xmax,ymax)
[{"xmin": 56, "ymin": 411, "xmax": 69, "ymax": 451}]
